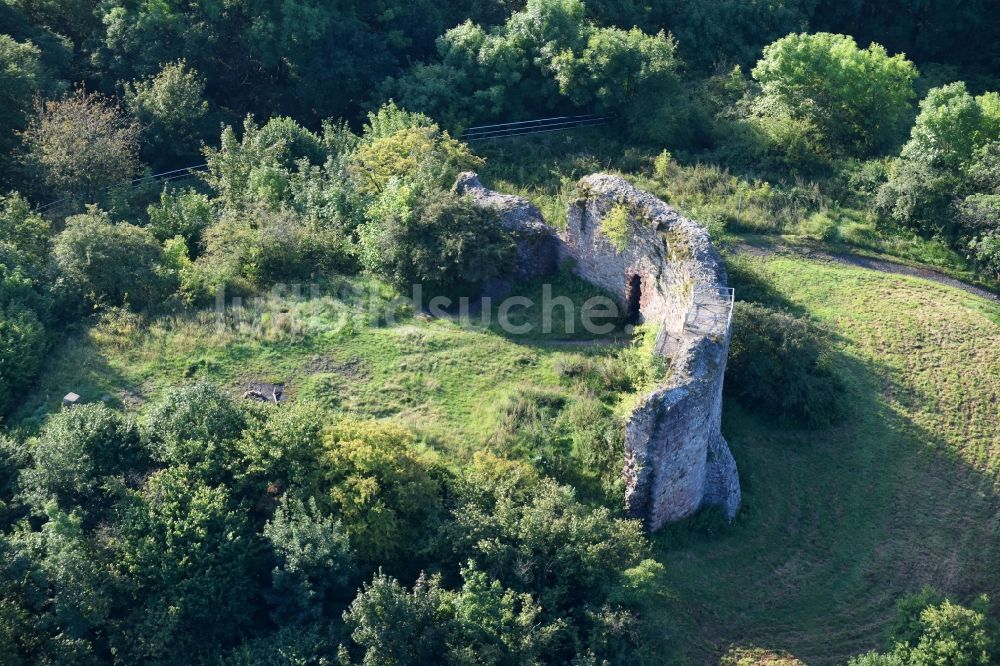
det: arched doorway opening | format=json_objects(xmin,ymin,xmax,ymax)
[{"xmin": 625, "ymin": 274, "xmax": 642, "ymax": 324}]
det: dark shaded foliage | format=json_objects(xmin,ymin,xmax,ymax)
[{"xmin": 727, "ymin": 302, "xmax": 845, "ymax": 426}]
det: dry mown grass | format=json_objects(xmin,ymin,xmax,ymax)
[{"xmin": 651, "ymin": 256, "xmax": 999, "ymax": 664}]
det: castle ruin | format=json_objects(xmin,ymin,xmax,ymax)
[{"xmin": 456, "ymin": 172, "xmax": 740, "ymax": 529}]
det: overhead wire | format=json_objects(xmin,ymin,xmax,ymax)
[
  {"xmin": 33, "ymin": 163, "xmax": 210, "ymax": 212},
  {"xmin": 34, "ymin": 113, "xmax": 611, "ymax": 211}
]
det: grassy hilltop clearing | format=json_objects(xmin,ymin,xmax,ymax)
[
  {"xmin": 2, "ymin": 0, "xmax": 1000, "ymax": 663},
  {"xmin": 13, "ymin": 275, "xmax": 657, "ymax": 467},
  {"xmin": 11, "ymin": 217, "xmax": 999, "ymax": 664}
]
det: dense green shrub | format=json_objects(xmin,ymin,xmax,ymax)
[
  {"xmin": 145, "ymin": 187, "xmax": 214, "ymax": 255},
  {"xmin": 323, "ymin": 418, "xmax": 448, "ymax": 573},
  {"xmin": 89, "ymin": 0, "xmax": 486, "ymax": 126},
  {"xmin": 895, "ymin": 599, "xmax": 994, "ymax": 665},
  {"xmin": 0, "ymin": 193, "xmax": 52, "ymax": 418},
  {"xmin": 550, "ymin": 25, "xmax": 694, "ymax": 145},
  {"xmin": 849, "ymin": 588, "xmax": 996, "ymax": 665},
  {"xmin": 648, "ymin": 0, "xmax": 816, "ymax": 73},
  {"xmin": 0, "ymin": 34, "xmax": 41, "ymax": 128},
  {"xmin": 111, "ymin": 465, "xmax": 259, "ymax": 662},
  {"xmin": 201, "ymin": 115, "xmax": 325, "ymax": 212},
  {"xmin": 262, "ymin": 495, "xmax": 355, "ymax": 623},
  {"xmin": 346, "ymin": 102, "xmax": 521, "ymax": 294},
  {"xmin": 968, "ymin": 228, "xmax": 1000, "ymax": 279},
  {"xmin": 235, "ymin": 401, "xmax": 328, "ymax": 502},
  {"xmin": 144, "ymin": 382, "xmax": 247, "ymax": 479},
  {"xmin": 187, "ymin": 114, "xmax": 362, "ymax": 298},
  {"xmin": 385, "ymin": 0, "xmax": 697, "ymax": 146},
  {"xmin": 216, "ymin": 623, "xmax": 340, "ymax": 665},
  {"xmin": 184, "ymin": 203, "xmax": 353, "ymax": 302},
  {"xmin": 560, "ymin": 396, "xmax": 625, "ymax": 501},
  {"xmin": 727, "ymin": 302, "xmax": 844, "ymax": 426},
  {"xmin": 350, "ymin": 103, "xmax": 481, "ymax": 194},
  {"xmin": 0, "ymin": 302, "xmax": 45, "ymax": 418},
  {"xmin": 451, "ymin": 477, "xmax": 660, "ymax": 661},
  {"xmin": 733, "ymin": 103, "xmax": 835, "ymax": 176},
  {"xmin": 52, "ymin": 208, "xmax": 168, "ymax": 310},
  {"xmin": 875, "ymin": 83, "xmax": 1000, "ymax": 269},
  {"xmin": 356, "ymin": 189, "xmax": 515, "ymax": 294},
  {"xmin": 878, "ymin": 84, "xmax": 1000, "ymax": 233},
  {"xmin": 20, "ymin": 404, "xmax": 149, "ymax": 522},
  {"xmin": 750, "ymin": 33, "xmax": 918, "ymax": 157},
  {"xmin": 875, "ymin": 159, "xmax": 957, "ymax": 235},
  {"xmin": 0, "ymin": 193, "xmax": 51, "ymax": 272},
  {"xmin": 601, "ymin": 204, "xmax": 630, "ymax": 251},
  {"xmin": 344, "ymin": 564, "xmax": 561, "ymax": 665},
  {"xmin": 0, "ymin": 434, "xmax": 29, "ymax": 525},
  {"xmin": 0, "ymin": 34, "xmax": 62, "ymax": 169},
  {"xmin": 123, "ymin": 60, "xmax": 211, "ymax": 167},
  {"xmin": 3, "ymin": 505, "xmax": 115, "ymax": 660},
  {"xmin": 900, "ymin": 83, "xmax": 1000, "ymax": 172},
  {"xmin": 848, "ymin": 653, "xmax": 905, "ymax": 665}
]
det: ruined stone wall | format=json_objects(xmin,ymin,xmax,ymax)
[
  {"xmin": 565, "ymin": 175, "xmax": 739, "ymax": 528},
  {"xmin": 454, "ymin": 172, "xmax": 559, "ymax": 281},
  {"xmin": 457, "ymin": 171, "xmax": 741, "ymax": 529}
]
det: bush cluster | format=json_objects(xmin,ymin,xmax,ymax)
[
  {"xmin": 849, "ymin": 588, "xmax": 997, "ymax": 665},
  {"xmin": 726, "ymin": 302, "xmax": 845, "ymax": 426},
  {"xmin": 0, "ymin": 384, "xmax": 661, "ymax": 664}
]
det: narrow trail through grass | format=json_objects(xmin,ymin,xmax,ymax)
[{"xmin": 731, "ymin": 238, "xmax": 1000, "ymax": 304}]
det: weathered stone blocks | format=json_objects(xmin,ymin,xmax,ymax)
[
  {"xmin": 454, "ymin": 172, "xmax": 559, "ymax": 280},
  {"xmin": 458, "ymin": 171, "xmax": 741, "ymax": 529}
]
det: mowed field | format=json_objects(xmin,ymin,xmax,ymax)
[{"xmin": 653, "ymin": 254, "xmax": 1000, "ymax": 664}]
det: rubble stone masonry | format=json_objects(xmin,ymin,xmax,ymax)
[{"xmin": 457, "ymin": 172, "xmax": 740, "ymax": 528}]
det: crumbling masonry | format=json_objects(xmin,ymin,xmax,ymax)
[{"xmin": 456, "ymin": 172, "xmax": 740, "ymax": 529}]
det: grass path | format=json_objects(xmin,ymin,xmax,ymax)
[
  {"xmin": 654, "ymin": 254, "xmax": 999, "ymax": 664},
  {"xmin": 730, "ymin": 236, "xmax": 1000, "ymax": 304}
]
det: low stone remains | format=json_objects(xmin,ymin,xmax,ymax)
[
  {"xmin": 457, "ymin": 171, "xmax": 740, "ymax": 529},
  {"xmin": 454, "ymin": 172, "xmax": 559, "ymax": 281},
  {"xmin": 243, "ymin": 382, "xmax": 285, "ymax": 404}
]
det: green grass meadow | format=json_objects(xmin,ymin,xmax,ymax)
[{"xmin": 12, "ymin": 276, "xmax": 644, "ymax": 456}]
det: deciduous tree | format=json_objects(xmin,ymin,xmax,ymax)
[
  {"xmin": 751, "ymin": 33, "xmax": 917, "ymax": 155},
  {"xmin": 23, "ymin": 89, "xmax": 140, "ymax": 201}
]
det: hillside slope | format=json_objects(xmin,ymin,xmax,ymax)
[{"xmin": 655, "ymin": 255, "xmax": 999, "ymax": 663}]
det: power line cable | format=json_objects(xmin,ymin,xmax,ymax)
[{"xmin": 33, "ymin": 163, "xmax": 210, "ymax": 212}]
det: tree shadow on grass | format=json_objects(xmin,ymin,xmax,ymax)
[
  {"xmin": 430, "ymin": 273, "xmax": 634, "ymax": 345},
  {"xmin": 7, "ymin": 323, "xmax": 141, "ymax": 435},
  {"xmin": 649, "ymin": 339, "xmax": 999, "ymax": 664}
]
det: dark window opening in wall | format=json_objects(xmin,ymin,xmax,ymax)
[{"xmin": 625, "ymin": 274, "xmax": 642, "ymax": 324}]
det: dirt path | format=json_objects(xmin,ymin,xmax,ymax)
[{"xmin": 732, "ymin": 242, "xmax": 1000, "ymax": 304}]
